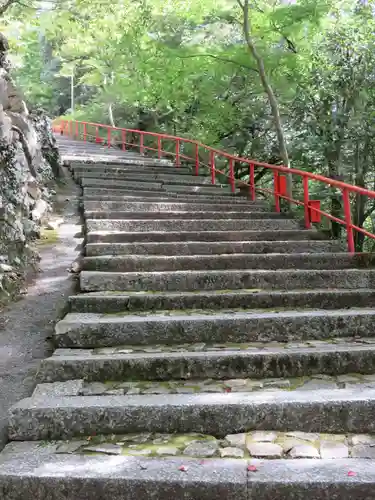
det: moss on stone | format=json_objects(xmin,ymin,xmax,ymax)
[{"xmin": 37, "ymin": 228, "xmax": 59, "ymax": 246}]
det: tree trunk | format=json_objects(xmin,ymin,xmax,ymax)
[
  {"xmin": 108, "ymin": 103, "xmax": 115, "ymax": 127},
  {"xmin": 238, "ymin": 0, "xmax": 292, "ymax": 202}
]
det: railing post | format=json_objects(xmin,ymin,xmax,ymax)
[
  {"xmin": 122, "ymin": 130, "xmax": 126, "ymax": 151},
  {"xmin": 107, "ymin": 128, "xmax": 111, "ymax": 148},
  {"xmin": 75, "ymin": 121, "xmax": 78, "ymax": 138},
  {"xmin": 95, "ymin": 126, "xmax": 99, "ymax": 143},
  {"xmin": 83, "ymin": 123, "xmax": 87, "ymax": 142},
  {"xmin": 229, "ymin": 158, "xmax": 235, "ymax": 193},
  {"xmin": 195, "ymin": 143, "xmax": 199, "ymax": 176},
  {"xmin": 303, "ymin": 176, "xmax": 311, "ymax": 229},
  {"xmin": 343, "ymin": 187, "xmax": 355, "ymax": 253},
  {"xmin": 158, "ymin": 137, "xmax": 161, "ymax": 159},
  {"xmin": 175, "ymin": 139, "xmax": 180, "ymax": 167},
  {"xmin": 274, "ymin": 171, "xmax": 280, "ymax": 213},
  {"xmin": 210, "ymin": 150, "xmax": 215, "ymax": 185},
  {"xmin": 140, "ymin": 134, "xmax": 144, "ymax": 155},
  {"xmin": 249, "ymin": 163, "xmax": 255, "ymax": 201}
]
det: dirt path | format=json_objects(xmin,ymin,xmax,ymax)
[{"xmin": 0, "ymin": 178, "xmax": 81, "ymax": 449}]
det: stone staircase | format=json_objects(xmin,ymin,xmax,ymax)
[{"xmin": 2, "ymin": 136, "xmax": 375, "ymax": 498}]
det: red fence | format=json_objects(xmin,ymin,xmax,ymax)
[{"xmin": 54, "ymin": 119, "xmax": 375, "ymax": 253}]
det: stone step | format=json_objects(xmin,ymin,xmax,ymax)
[
  {"xmin": 83, "ymin": 200, "xmax": 269, "ymax": 212},
  {"xmin": 4, "ymin": 439, "xmax": 375, "ymax": 500},
  {"xmin": 81, "ymin": 177, "xmax": 228, "ymax": 192},
  {"xmin": 85, "ymin": 240, "xmax": 341, "ymax": 256},
  {"xmin": 67, "ymin": 156, "xmax": 156, "ymax": 166},
  {"xmin": 8, "ymin": 387, "xmax": 375, "ymax": 440},
  {"xmin": 33, "ymin": 367, "xmax": 375, "ymax": 394},
  {"xmin": 83, "ymin": 192, "xmax": 256, "ymax": 204},
  {"xmin": 37, "ymin": 340, "xmax": 375, "ymax": 383},
  {"xmin": 80, "ymin": 174, "xmax": 215, "ymax": 188},
  {"xmin": 83, "ymin": 187, "xmax": 243, "ymax": 200},
  {"xmin": 85, "ymin": 218, "xmax": 298, "ymax": 232},
  {"xmin": 71, "ymin": 161, "xmax": 182, "ymax": 171},
  {"xmin": 68, "ymin": 158, "xmax": 175, "ymax": 168},
  {"xmin": 84, "ymin": 210, "xmax": 283, "ymax": 220},
  {"xmin": 54, "ymin": 309, "xmax": 375, "ymax": 348},
  {"xmin": 86, "ymin": 229, "xmax": 323, "ymax": 243},
  {"xmin": 82, "ymin": 178, "xmax": 165, "ymax": 190},
  {"xmin": 74, "ymin": 167, "xmax": 195, "ymax": 178},
  {"xmin": 80, "ymin": 268, "xmax": 375, "ymax": 292},
  {"xmin": 82, "ymin": 253, "xmax": 369, "ymax": 273},
  {"xmin": 68, "ymin": 289, "xmax": 375, "ymax": 314},
  {"xmin": 78, "ymin": 172, "xmax": 209, "ymax": 184}
]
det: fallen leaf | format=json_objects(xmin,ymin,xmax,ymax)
[
  {"xmin": 179, "ymin": 465, "xmax": 188, "ymax": 472},
  {"xmin": 247, "ymin": 465, "xmax": 258, "ymax": 472},
  {"xmin": 348, "ymin": 471, "xmax": 357, "ymax": 477},
  {"xmin": 224, "ymin": 388, "xmax": 232, "ymax": 393}
]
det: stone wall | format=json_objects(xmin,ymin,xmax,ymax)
[{"xmin": 0, "ymin": 33, "xmax": 61, "ymax": 303}]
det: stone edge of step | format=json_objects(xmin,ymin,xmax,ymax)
[
  {"xmin": 57, "ymin": 307, "xmax": 375, "ymax": 326},
  {"xmin": 0, "ymin": 442, "xmax": 374, "ymax": 500},
  {"xmin": 8, "ymin": 388, "xmax": 375, "ymax": 439}
]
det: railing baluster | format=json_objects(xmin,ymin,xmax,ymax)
[
  {"xmin": 274, "ymin": 171, "xmax": 280, "ymax": 212},
  {"xmin": 195, "ymin": 144, "xmax": 199, "ymax": 176},
  {"xmin": 249, "ymin": 162, "xmax": 255, "ymax": 201},
  {"xmin": 303, "ymin": 176, "xmax": 311, "ymax": 229},
  {"xmin": 122, "ymin": 130, "xmax": 126, "ymax": 151},
  {"xmin": 140, "ymin": 134, "xmax": 144, "ymax": 155},
  {"xmin": 175, "ymin": 139, "xmax": 180, "ymax": 167},
  {"xmin": 210, "ymin": 150, "xmax": 215, "ymax": 185},
  {"xmin": 343, "ymin": 188, "xmax": 355, "ymax": 253},
  {"xmin": 229, "ymin": 158, "xmax": 235, "ymax": 193}
]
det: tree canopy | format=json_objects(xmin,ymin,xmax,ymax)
[{"xmin": 3, "ymin": 0, "xmax": 375, "ymax": 248}]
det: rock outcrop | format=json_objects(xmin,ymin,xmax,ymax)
[{"xmin": 0, "ymin": 32, "xmax": 61, "ymax": 303}]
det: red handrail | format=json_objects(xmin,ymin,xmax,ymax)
[{"xmin": 53, "ymin": 119, "xmax": 375, "ymax": 253}]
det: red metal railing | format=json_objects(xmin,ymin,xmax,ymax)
[{"xmin": 53, "ymin": 119, "xmax": 375, "ymax": 253}]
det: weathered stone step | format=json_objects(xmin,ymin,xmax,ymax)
[
  {"xmin": 83, "ymin": 187, "xmax": 243, "ymax": 200},
  {"xmin": 81, "ymin": 199, "xmax": 269, "ymax": 215},
  {"xmin": 54, "ymin": 309, "xmax": 375, "ymax": 348},
  {"xmin": 83, "ymin": 192, "xmax": 255, "ymax": 204},
  {"xmin": 68, "ymin": 288, "xmax": 375, "ymax": 314},
  {"xmin": 83, "ymin": 200, "xmax": 269, "ymax": 212},
  {"xmin": 32, "ymin": 370, "xmax": 375, "ymax": 396},
  {"xmin": 8, "ymin": 387, "xmax": 375, "ymax": 440},
  {"xmin": 81, "ymin": 177, "xmax": 232, "ymax": 193},
  {"xmin": 37, "ymin": 340, "xmax": 375, "ymax": 383},
  {"xmin": 84, "ymin": 210, "xmax": 283, "ymax": 220},
  {"xmin": 82, "ymin": 178, "xmax": 164, "ymax": 190},
  {"xmin": 1, "ymin": 444, "xmax": 374, "ymax": 500},
  {"xmin": 85, "ymin": 218, "xmax": 298, "ymax": 232},
  {"xmin": 78, "ymin": 172, "xmax": 209, "ymax": 184},
  {"xmin": 69, "ymin": 158, "xmax": 175, "ymax": 167},
  {"xmin": 71, "ymin": 161, "xmax": 184, "ymax": 171},
  {"xmin": 86, "ymin": 229, "xmax": 323, "ymax": 243},
  {"xmin": 33, "ymin": 368, "xmax": 375, "ymax": 395},
  {"xmin": 82, "ymin": 253, "xmax": 370, "ymax": 273},
  {"xmin": 85, "ymin": 240, "xmax": 341, "ymax": 257},
  {"xmin": 80, "ymin": 268, "xmax": 375, "ymax": 292},
  {"xmin": 81, "ymin": 174, "xmax": 215, "ymax": 188}
]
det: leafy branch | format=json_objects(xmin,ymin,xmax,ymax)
[{"xmin": 176, "ymin": 53, "xmax": 258, "ymax": 73}]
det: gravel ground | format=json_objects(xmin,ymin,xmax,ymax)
[{"xmin": 0, "ymin": 179, "xmax": 81, "ymax": 449}]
